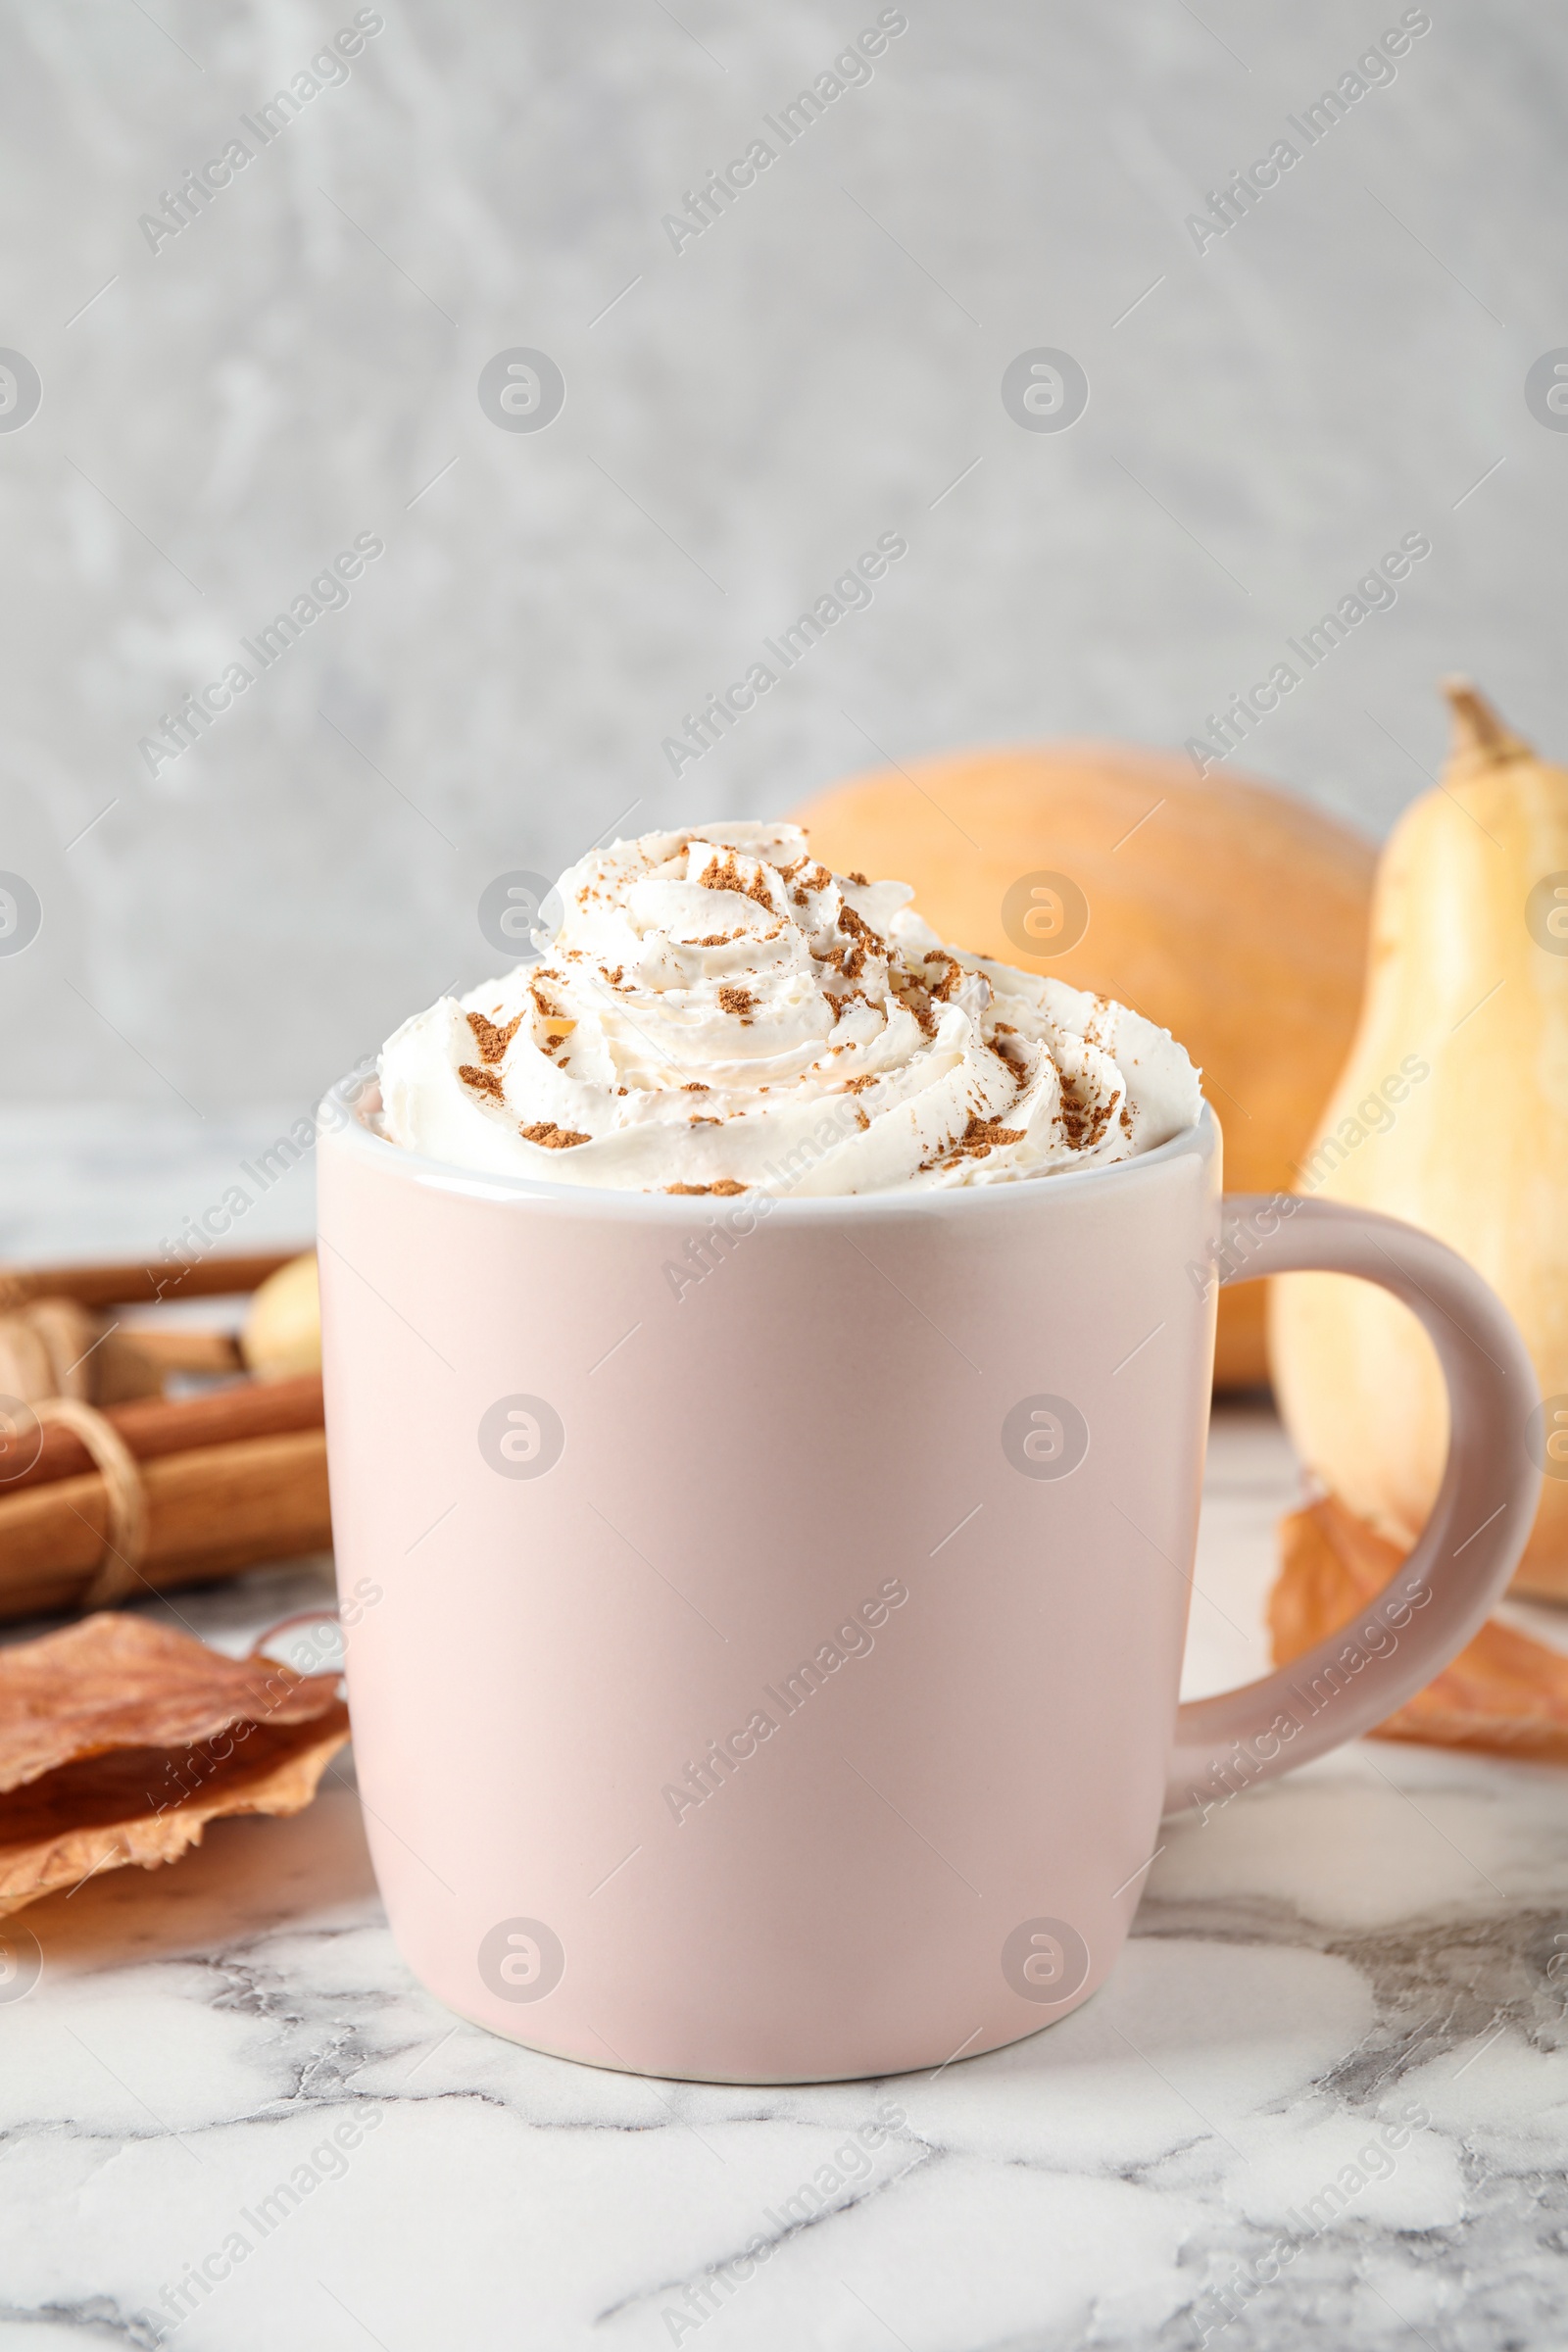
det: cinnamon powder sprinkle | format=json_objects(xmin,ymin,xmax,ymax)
[
  {"xmin": 466, "ymin": 1008, "xmax": 521, "ymax": 1064},
  {"xmin": 697, "ymin": 852, "xmax": 774, "ymax": 911},
  {"xmin": 949, "ymin": 1113, "xmax": 1026, "ymax": 1160},
  {"xmin": 921, "ymin": 951, "xmax": 964, "ymax": 1003},
  {"xmin": 838, "ymin": 904, "xmax": 883, "ymax": 952},
  {"xmin": 458, "ymin": 1064, "xmax": 505, "ymax": 1101},
  {"xmin": 519, "ymin": 1122, "xmax": 590, "ymax": 1149},
  {"xmin": 666, "ymin": 1179, "xmax": 748, "ymax": 1196},
  {"xmin": 717, "ymin": 984, "xmax": 757, "ymax": 1017},
  {"xmin": 1058, "ymin": 1086, "xmax": 1114, "ymax": 1152}
]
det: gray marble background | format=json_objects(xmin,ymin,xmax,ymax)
[{"xmin": 1, "ymin": 0, "xmax": 1562, "ymax": 1142}]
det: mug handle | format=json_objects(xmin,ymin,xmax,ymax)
[{"xmin": 1164, "ymin": 1193, "xmax": 1542, "ymax": 1816}]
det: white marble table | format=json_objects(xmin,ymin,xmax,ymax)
[
  {"xmin": 4, "ymin": 1106, "xmax": 1567, "ymax": 2348},
  {"xmin": 4, "ymin": 1392, "xmax": 1567, "ymax": 2351}
]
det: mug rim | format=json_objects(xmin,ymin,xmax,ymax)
[{"xmin": 318, "ymin": 1070, "xmax": 1218, "ymax": 1221}]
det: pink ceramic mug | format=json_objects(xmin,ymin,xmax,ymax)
[{"xmin": 318, "ymin": 1079, "xmax": 1538, "ymax": 2084}]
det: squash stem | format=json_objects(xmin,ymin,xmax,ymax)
[{"xmin": 1442, "ymin": 675, "xmax": 1531, "ymax": 763}]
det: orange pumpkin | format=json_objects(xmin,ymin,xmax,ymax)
[{"xmin": 793, "ymin": 742, "xmax": 1376, "ymax": 1387}]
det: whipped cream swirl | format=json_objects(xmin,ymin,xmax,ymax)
[{"xmin": 378, "ymin": 823, "xmax": 1200, "ymax": 1194}]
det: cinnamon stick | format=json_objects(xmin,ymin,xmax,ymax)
[
  {"xmin": 103, "ymin": 1327, "xmax": 245, "ymax": 1376},
  {"xmin": 0, "ymin": 1250, "xmax": 306, "ymax": 1314},
  {"xmin": 3, "ymin": 1374, "xmax": 324, "ymax": 1494},
  {"xmin": 0, "ymin": 1430, "xmax": 332, "ymax": 1622}
]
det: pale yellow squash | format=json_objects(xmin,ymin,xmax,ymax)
[
  {"xmin": 241, "ymin": 1251, "xmax": 321, "ymax": 1382},
  {"xmin": 1270, "ymin": 683, "xmax": 1568, "ymax": 1598}
]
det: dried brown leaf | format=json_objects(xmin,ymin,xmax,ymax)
[
  {"xmin": 0, "ymin": 1613, "xmax": 350, "ymax": 1918},
  {"xmin": 0, "ymin": 1705, "xmax": 350, "ymax": 1917},
  {"xmin": 1273, "ymin": 1494, "xmax": 1568, "ymax": 1763},
  {"xmin": 0, "ymin": 1612, "xmax": 343, "ymax": 1792}
]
